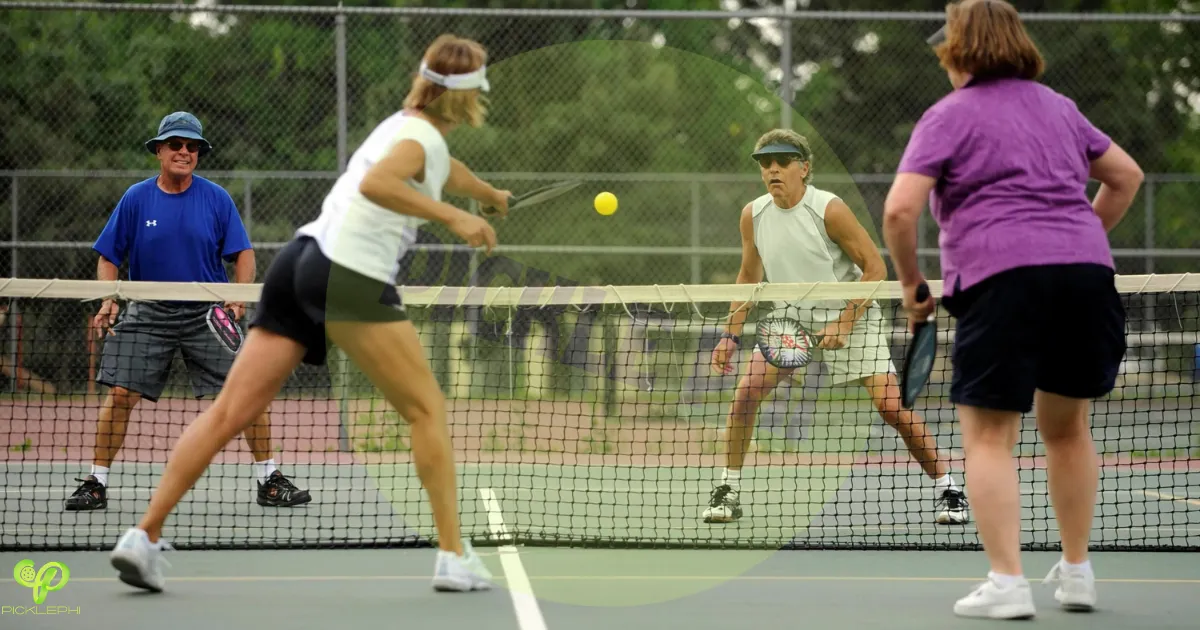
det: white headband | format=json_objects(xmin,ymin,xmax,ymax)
[{"xmin": 419, "ymin": 61, "xmax": 490, "ymax": 92}]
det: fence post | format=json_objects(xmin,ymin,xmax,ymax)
[
  {"xmin": 9, "ymin": 176, "xmax": 18, "ymax": 394},
  {"xmin": 690, "ymin": 180, "xmax": 701, "ymax": 284},
  {"xmin": 1144, "ymin": 175, "xmax": 1155, "ymax": 275},
  {"xmin": 778, "ymin": 2, "xmax": 793, "ymax": 129},
  {"xmin": 335, "ymin": 3, "xmax": 348, "ymax": 172},
  {"xmin": 334, "ymin": 5, "xmax": 351, "ymax": 452},
  {"xmin": 242, "ymin": 178, "xmax": 253, "ymax": 237}
]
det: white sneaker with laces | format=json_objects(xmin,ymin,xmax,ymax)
[
  {"xmin": 1043, "ymin": 559, "xmax": 1097, "ymax": 611},
  {"xmin": 432, "ymin": 541, "xmax": 493, "ymax": 592},
  {"xmin": 110, "ymin": 528, "xmax": 173, "ymax": 593},
  {"xmin": 701, "ymin": 485, "xmax": 742, "ymax": 523},
  {"xmin": 934, "ymin": 488, "xmax": 971, "ymax": 524},
  {"xmin": 953, "ymin": 573, "xmax": 1036, "ymax": 619}
]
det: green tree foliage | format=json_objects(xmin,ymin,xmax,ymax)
[{"xmin": 0, "ymin": 0, "xmax": 1196, "ymax": 285}]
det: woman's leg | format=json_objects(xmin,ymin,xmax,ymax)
[
  {"xmin": 958, "ymin": 405, "xmax": 1023, "ymax": 576},
  {"xmin": 137, "ymin": 329, "xmax": 306, "ymax": 541},
  {"xmin": 953, "ymin": 404, "xmax": 1035, "ymax": 619},
  {"xmin": 1036, "ymin": 391, "xmax": 1097, "ymax": 563},
  {"xmin": 1035, "ymin": 390, "xmax": 1099, "ymax": 610},
  {"xmin": 325, "ymin": 320, "xmax": 463, "ymax": 554}
]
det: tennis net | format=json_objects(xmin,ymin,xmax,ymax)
[{"xmin": 1, "ymin": 275, "xmax": 1198, "ymax": 552}]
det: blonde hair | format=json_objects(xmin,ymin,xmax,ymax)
[
  {"xmin": 754, "ymin": 129, "xmax": 814, "ymax": 185},
  {"xmin": 403, "ymin": 34, "xmax": 489, "ymax": 127},
  {"xmin": 934, "ymin": 0, "xmax": 1044, "ymax": 81}
]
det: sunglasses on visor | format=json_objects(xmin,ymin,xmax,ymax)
[{"xmin": 756, "ymin": 154, "xmax": 804, "ymax": 169}]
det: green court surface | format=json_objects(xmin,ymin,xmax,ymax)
[
  {"xmin": 6, "ymin": 461, "xmax": 1199, "ymax": 552},
  {"xmin": 1, "ymin": 548, "xmax": 1197, "ymax": 629}
]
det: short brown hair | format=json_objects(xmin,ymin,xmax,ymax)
[
  {"xmin": 934, "ymin": 0, "xmax": 1044, "ymax": 81},
  {"xmin": 403, "ymin": 34, "xmax": 489, "ymax": 127}
]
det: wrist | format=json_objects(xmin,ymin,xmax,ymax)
[{"xmin": 720, "ymin": 332, "xmax": 741, "ymax": 346}]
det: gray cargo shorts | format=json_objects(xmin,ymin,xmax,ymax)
[{"xmin": 96, "ymin": 301, "xmax": 238, "ymax": 402}]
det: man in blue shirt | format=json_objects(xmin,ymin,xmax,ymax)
[{"xmin": 66, "ymin": 112, "xmax": 311, "ymax": 511}]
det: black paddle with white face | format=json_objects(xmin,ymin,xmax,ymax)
[
  {"xmin": 900, "ymin": 282, "xmax": 936, "ymax": 409},
  {"xmin": 483, "ymin": 180, "xmax": 582, "ymax": 216}
]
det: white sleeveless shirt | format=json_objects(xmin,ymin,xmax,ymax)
[
  {"xmin": 297, "ymin": 112, "xmax": 450, "ymax": 284},
  {"xmin": 751, "ymin": 185, "xmax": 881, "ymax": 329}
]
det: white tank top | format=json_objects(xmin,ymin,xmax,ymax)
[
  {"xmin": 751, "ymin": 185, "xmax": 881, "ymax": 329},
  {"xmin": 297, "ymin": 112, "xmax": 449, "ymax": 284}
]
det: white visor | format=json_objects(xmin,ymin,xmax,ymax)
[{"xmin": 419, "ymin": 61, "xmax": 490, "ymax": 92}]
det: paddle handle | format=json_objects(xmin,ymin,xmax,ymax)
[
  {"xmin": 913, "ymin": 282, "xmax": 935, "ymax": 325},
  {"xmin": 482, "ymin": 195, "xmax": 517, "ymax": 216}
]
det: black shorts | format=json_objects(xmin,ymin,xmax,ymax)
[
  {"xmin": 249, "ymin": 236, "xmax": 407, "ymax": 366},
  {"xmin": 941, "ymin": 263, "xmax": 1126, "ymax": 413}
]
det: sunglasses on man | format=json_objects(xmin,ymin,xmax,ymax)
[
  {"xmin": 161, "ymin": 139, "xmax": 202, "ymax": 153},
  {"xmin": 756, "ymin": 154, "xmax": 804, "ymax": 169}
]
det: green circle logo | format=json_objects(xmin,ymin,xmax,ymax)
[{"xmin": 13, "ymin": 560, "xmax": 70, "ymax": 605}]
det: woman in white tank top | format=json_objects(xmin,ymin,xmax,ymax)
[
  {"xmin": 702, "ymin": 129, "xmax": 970, "ymax": 529},
  {"xmin": 108, "ymin": 35, "xmax": 504, "ymax": 596}
]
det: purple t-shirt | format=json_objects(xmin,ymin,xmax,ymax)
[{"xmin": 897, "ymin": 77, "xmax": 1114, "ymax": 295}]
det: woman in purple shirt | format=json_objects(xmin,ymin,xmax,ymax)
[{"xmin": 882, "ymin": 0, "xmax": 1144, "ymax": 620}]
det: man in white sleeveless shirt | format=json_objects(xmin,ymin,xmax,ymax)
[{"xmin": 704, "ymin": 129, "xmax": 969, "ymax": 526}]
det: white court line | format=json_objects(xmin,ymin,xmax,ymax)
[
  {"xmin": 479, "ymin": 488, "xmax": 548, "ymax": 630},
  {"xmin": 58, "ymin": 574, "xmax": 1200, "ymax": 585},
  {"xmin": 1142, "ymin": 489, "xmax": 1200, "ymax": 508}
]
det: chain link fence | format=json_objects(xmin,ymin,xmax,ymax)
[{"xmin": 2, "ymin": 3, "xmax": 1199, "ymax": 285}]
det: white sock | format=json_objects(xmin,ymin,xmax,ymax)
[
  {"xmin": 988, "ymin": 571, "xmax": 1027, "ymax": 588},
  {"xmin": 90, "ymin": 465, "xmax": 110, "ymax": 487},
  {"xmin": 933, "ymin": 474, "xmax": 958, "ymax": 498},
  {"xmin": 1063, "ymin": 558, "xmax": 1093, "ymax": 575},
  {"xmin": 721, "ymin": 468, "xmax": 741, "ymax": 491},
  {"xmin": 254, "ymin": 459, "xmax": 278, "ymax": 483}
]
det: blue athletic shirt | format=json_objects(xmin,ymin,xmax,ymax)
[{"xmin": 93, "ymin": 176, "xmax": 252, "ymax": 282}]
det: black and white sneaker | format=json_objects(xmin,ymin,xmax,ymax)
[
  {"xmin": 257, "ymin": 470, "xmax": 312, "ymax": 507},
  {"xmin": 936, "ymin": 488, "xmax": 970, "ymax": 524},
  {"xmin": 702, "ymin": 484, "xmax": 743, "ymax": 523},
  {"xmin": 64, "ymin": 476, "xmax": 107, "ymax": 511}
]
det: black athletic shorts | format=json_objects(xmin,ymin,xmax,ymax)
[
  {"xmin": 249, "ymin": 236, "xmax": 407, "ymax": 366},
  {"xmin": 940, "ymin": 263, "xmax": 1126, "ymax": 413}
]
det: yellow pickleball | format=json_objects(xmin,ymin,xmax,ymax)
[{"xmin": 594, "ymin": 191, "xmax": 618, "ymax": 216}]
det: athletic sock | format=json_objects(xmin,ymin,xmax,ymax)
[
  {"xmin": 90, "ymin": 465, "xmax": 110, "ymax": 487},
  {"xmin": 254, "ymin": 459, "xmax": 278, "ymax": 484},
  {"xmin": 721, "ymin": 468, "xmax": 741, "ymax": 492},
  {"xmin": 1063, "ymin": 558, "xmax": 1093, "ymax": 575},
  {"xmin": 933, "ymin": 473, "xmax": 958, "ymax": 498},
  {"xmin": 988, "ymin": 571, "xmax": 1027, "ymax": 588}
]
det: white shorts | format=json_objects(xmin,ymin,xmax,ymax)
[{"xmin": 754, "ymin": 314, "xmax": 896, "ymax": 386}]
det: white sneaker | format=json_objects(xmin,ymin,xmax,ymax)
[
  {"xmin": 954, "ymin": 574, "xmax": 1037, "ymax": 619},
  {"xmin": 431, "ymin": 541, "xmax": 493, "ymax": 592},
  {"xmin": 110, "ymin": 528, "xmax": 173, "ymax": 593},
  {"xmin": 935, "ymin": 489, "xmax": 971, "ymax": 524},
  {"xmin": 1043, "ymin": 559, "xmax": 1097, "ymax": 611},
  {"xmin": 701, "ymin": 485, "xmax": 742, "ymax": 523}
]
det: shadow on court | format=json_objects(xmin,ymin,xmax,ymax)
[{"xmin": 2, "ymin": 548, "xmax": 1196, "ymax": 630}]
